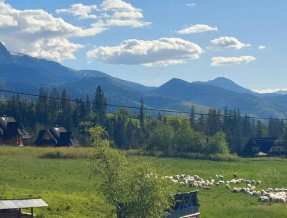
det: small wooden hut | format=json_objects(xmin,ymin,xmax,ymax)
[
  {"xmin": 34, "ymin": 126, "xmax": 80, "ymax": 147},
  {"xmin": 0, "ymin": 116, "xmax": 31, "ymax": 146},
  {"xmin": 0, "ymin": 198, "xmax": 48, "ymax": 217}
]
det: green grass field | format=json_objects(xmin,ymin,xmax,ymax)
[{"xmin": 1, "ymin": 147, "xmax": 287, "ymax": 217}]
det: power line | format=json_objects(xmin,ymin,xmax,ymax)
[{"xmin": 1, "ymin": 88, "xmax": 287, "ymax": 121}]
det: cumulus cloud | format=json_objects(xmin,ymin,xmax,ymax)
[
  {"xmin": 258, "ymin": 45, "xmax": 266, "ymax": 50},
  {"xmin": 211, "ymin": 56, "xmax": 256, "ymax": 66},
  {"xmin": 87, "ymin": 37, "xmax": 204, "ymax": 66},
  {"xmin": 209, "ymin": 36, "xmax": 251, "ymax": 50},
  {"xmin": 177, "ymin": 24, "xmax": 217, "ymax": 35},
  {"xmin": 56, "ymin": 4, "xmax": 99, "ymax": 19},
  {"xmin": 0, "ymin": 0, "xmax": 150, "ymax": 62},
  {"xmin": 0, "ymin": 1, "xmax": 106, "ymax": 62},
  {"xmin": 56, "ymin": 0, "xmax": 150, "ymax": 28},
  {"xmin": 101, "ymin": 0, "xmax": 139, "ymax": 12}
]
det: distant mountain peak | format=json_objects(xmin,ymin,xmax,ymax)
[
  {"xmin": 166, "ymin": 78, "xmax": 190, "ymax": 85},
  {"xmin": 0, "ymin": 41, "xmax": 13, "ymax": 64},
  {"xmin": 201, "ymin": 77, "xmax": 254, "ymax": 94}
]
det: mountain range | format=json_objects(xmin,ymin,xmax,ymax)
[{"xmin": 0, "ymin": 41, "xmax": 287, "ymax": 118}]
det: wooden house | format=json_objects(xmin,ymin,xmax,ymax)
[
  {"xmin": 0, "ymin": 116, "xmax": 31, "ymax": 146},
  {"xmin": 241, "ymin": 137, "xmax": 287, "ymax": 157},
  {"xmin": 34, "ymin": 126, "xmax": 80, "ymax": 147}
]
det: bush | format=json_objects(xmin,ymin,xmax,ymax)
[{"xmin": 139, "ymin": 150, "xmax": 240, "ymax": 162}]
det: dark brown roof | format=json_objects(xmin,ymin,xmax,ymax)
[
  {"xmin": 241, "ymin": 138, "xmax": 276, "ymax": 156},
  {"xmin": 0, "ymin": 116, "xmax": 17, "ymax": 128},
  {"xmin": 50, "ymin": 127, "xmax": 68, "ymax": 138}
]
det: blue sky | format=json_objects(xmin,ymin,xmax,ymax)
[{"xmin": 1, "ymin": 0, "xmax": 287, "ymax": 92}]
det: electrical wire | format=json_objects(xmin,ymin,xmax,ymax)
[{"xmin": 1, "ymin": 88, "xmax": 287, "ymax": 121}]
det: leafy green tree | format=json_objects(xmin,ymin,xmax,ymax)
[
  {"xmin": 172, "ymin": 122, "xmax": 207, "ymax": 154},
  {"xmin": 207, "ymin": 131, "xmax": 229, "ymax": 154},
  {"xmin": 90, "ymin": 126, "xmax": 175, "ymax": 218},
  {"xmin": 146, "ymin": 124, "xmax": 174, "ymax": 155},
  {"xmin": 126, "ymin": 119, "xmax": 141, "ymax": 149}
]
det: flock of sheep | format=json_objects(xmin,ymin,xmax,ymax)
[{"xmin": 163, "ymin": 174, "xmax": 287, "ymax": 203}]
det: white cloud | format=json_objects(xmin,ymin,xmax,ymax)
[
  {"xmin": 56, "ymin": 0, "xmax": 150, "ymax": 28},
  {"xmin": 0, "ymin": 14, "xmax": 18, "ymax": 27},
  {"xmin": 0, "ymin": 0, "xmax": 150, "ymax": 62},
  {"xmin": 87, "ymin": 37, "xmax": 204, "ymax": 66},
  {"xmin": 104, "ymin": 19, "xmax": 151, "ymax": 27},
  {"xmin": 253, "ymin": 88, "xmax": 287, "ymax": 94},
  {"xmin": 177, "ymin": 24, "xmax": 217, "ymax": 35},
  {"xmin": 27, "ymin": 38, "xmax": 84, "ymax": 61},
  {"xmin": 187, "ymin": 3, "xmax": 196, "ymax": 7},
  {"xmin": 258, "ymin": 45, "xmax": 266, "ymax": 50},
  {"xmin": 101, "ymin": 0, "xmax": 138, "ymax": 12},
  {"xmin": 211, "ymin": 56, "xmax": 256, "ymax": 66},
  {"xmin": 0, "ymin": 1, "xmax": 105, "ymax": 62},
  {"xmin": 209, "ymin": 36, "xmax": 251, "ymax": 50},
  {"xmin": 56, "ymin": 4, "xmax": 99, "ymax": 19}
]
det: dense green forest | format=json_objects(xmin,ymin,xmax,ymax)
[{"xmin": 1, "ymin": 86, "xmax": 287, "ymax": 155}]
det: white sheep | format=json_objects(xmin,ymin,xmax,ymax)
[{"xmin": 259, "ymin": 196, "xmax": 269, "ymax": 202}]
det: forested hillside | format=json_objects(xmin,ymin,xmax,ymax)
[{"xmin": 1, "ymin": 86, "xmax": 287, "ymax": 156}]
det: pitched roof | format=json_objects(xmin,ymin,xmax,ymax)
[
  {"xmin": 241, "ymin": 138, "xmax": 276, "ymax": 156},
  {"xmin": 50, "ymin": 127, "xmax": 68, "ymax": 138},
  {"xmin": 0, "ymin": 199, "xmax": 48, "ymax": 210},
  {"xmin": 0, "ymin": 117, "xmax": 17, "ymax": 128}
]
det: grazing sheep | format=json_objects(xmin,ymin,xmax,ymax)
[
  {"xmin": 259, "ymin": 196, "xmax": 269, "ymax": 202},
  {"xmin": 253, "ymin": 191, "xmax": 261, "ymax": 196},
  {"xmin": 233, "ymin": 188, "xmax": 240, "ymax": 193},
  {"xmin": 171, "ymin": 179, "xmax": 178, "ymax": 184},
  {"xmin": 219, "ymin": 175, "xmax": 224, "ymax": 179},
  {"xmin": 241, "ymin": 188, "xmax": 247, "ymax": 193},
  {"xmin": 179, "ymin": 181, "xmax": 186, "ymax": 187},
  {"xmin": 226, "ymin": 184, "xmax": 231, "ymax": 189}
]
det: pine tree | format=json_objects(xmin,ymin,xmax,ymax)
[
  {"xmin": 36, "ymin": 87, "xmax": 49, "ymax": 124},
  {"xmin": 93, "ymin": 86, "xmax": 107, "ymax": 126},
  {"xmin": 48, "ymin": 88, "xmax": 60, "ymax": 125},
  {"xmin": 59, "ymin": 89, "xmax": 73, "ymax": 129},
  {"xmin": 190, "ymin": 106, "xmax": 195, "ymax": 129},
  {"xmin": 139, "ymin": 98, "xmax": 145, "ymax": 130}
]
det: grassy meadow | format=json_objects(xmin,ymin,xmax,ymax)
[{"xmin": 1, "ymin": 146, "xmax": 287, "ymax": 217}]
